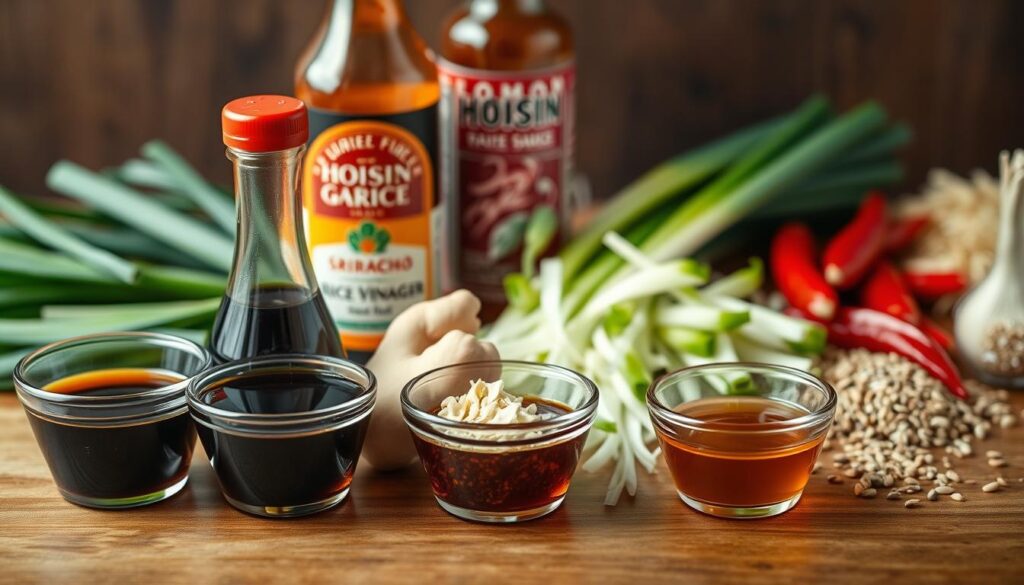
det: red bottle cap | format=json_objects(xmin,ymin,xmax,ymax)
[{"xmin": 222, "ymin": 95, "xmax": 308, "ymax": 152}]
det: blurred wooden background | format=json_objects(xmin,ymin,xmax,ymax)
[{"xmin": 1, "ymin": 0, "xmax": 1022, "ymax": 198}]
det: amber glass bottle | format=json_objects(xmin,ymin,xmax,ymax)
[
  {"xmin": 439, "ymin": 0, "xmax": 575, "ymax": 321},
  {"xmin": 296, "ymin": 0, "xmax": 445, "ymax": 363}
]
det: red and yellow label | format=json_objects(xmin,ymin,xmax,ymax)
[{"xmin": 304, "ymin": 116, "xmax": 437, "ymax": 354}]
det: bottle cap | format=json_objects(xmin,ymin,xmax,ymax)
[{"xmin": 222, "ymin": 95, "xmax": 308, "ymax": 152}]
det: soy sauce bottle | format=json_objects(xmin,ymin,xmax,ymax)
[
  {"xmin": 295, "ymin": 0, "xmax": 445, "ymax": 364},
  {"xmin": 209, "ymin": 95, "xmax": 345, "ymax": 363}
]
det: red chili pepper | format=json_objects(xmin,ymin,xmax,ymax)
[
  {"xmin": 919, "ymin": 318, "xmax": 955, "ymax": 352},
  {"xmin": 903, "ymin": 271, "xmax": 967, "ymax": 299},
  {"xmin": 796, "ymin": 306, "xmax": 968, "ymax": 400},
  {"xmin": 885, "ymin": 215, "xmax": 929, "ymax": 252},
  {"xmin": 823, "ymin": 192, "xmax": 887, "ymax": 289},
  {"xmin": 860, "ymin": 261, "xmax": 921, "ymax": 323},
  {"xmin": 771, "ymin": 223, "xmax": 838, "ymax": 320}
]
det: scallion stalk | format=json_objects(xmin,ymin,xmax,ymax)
[
  {"xmin": 0, "ymin": 185, "xmax": 138, "ymax": 283},
  {"xmin": 46, "ymin": 161, "xmax": 234, "ymax": 271}
]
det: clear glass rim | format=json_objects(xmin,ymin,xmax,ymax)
[
  {"xmin": 187, "ymin": 353, "xmax": 377, "ymax": 428},
  {"xmin": 13, "ymin": 331, "xmax": 211, "ymax": 406},
  {"xmin": 401, "ymin": 360, "xmax": 599, "ymax": 437},
  {"xmin": 647, "ymin": 362, "xmax": 837, "ymax": 435}
]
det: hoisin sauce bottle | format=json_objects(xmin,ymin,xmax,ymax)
[
  {"xmin": 296, "ymin": 0, "xmax": 446, "ymax": 363},
  {"xmin": 439, "ymin": 0, "xmax": 575, "ymax": 321}
]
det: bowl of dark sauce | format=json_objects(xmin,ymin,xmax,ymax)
[
  {"xmin": 187, "ymin": 354, "xmax": 375, "ymax": 518},
  {"xmin": 13, "ymin": 332, "xmax": 211, "ymax": 509}
]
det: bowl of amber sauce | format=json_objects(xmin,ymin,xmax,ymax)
[
  {"xmin": 187, "ymin": 354, "xmax": 375, "ymax": 518},
  {"xmin": 13, "ymin": 332, "xmax": 211, "ymax": 509},
  {"xmin": 648, "ymin": 363, "xmax": 836, "ymax": 519},
  {"xmin": 402, "ymin": 361, "xmax": 598, "ymax": 523}
]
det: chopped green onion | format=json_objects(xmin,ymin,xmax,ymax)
[
  {"xmin": 701, "ymin": 258, "xmax": 764, "ymax": 298},
  {"xmin": 655, "ymin": 302, "xmax": 749, "ymax": 331},
  {"xmin": 576, "ymin": 259, "xmax": 709, "ymax": 321},
  {"xmin": 659, "ymin": 326, "xmax": 716, "ymax": 357},
  {"xmin": 503, "ymin": 273, "xmax": 540, "ymax": 312},
  {"xmin": 602, "ymin": 303, "xmax": 636, "ymax": 337}
]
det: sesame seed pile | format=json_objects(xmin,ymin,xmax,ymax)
[{"xmin": 816, "ymin": 348, "xmax": 1020, "ymax": 505}]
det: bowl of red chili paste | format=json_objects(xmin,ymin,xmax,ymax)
[{"xmin": 401, "ymin": 361, "xmax": 598, "ymax": 523}]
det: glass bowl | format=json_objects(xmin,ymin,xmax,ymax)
[
  {"xmin": 13, "ymin": 332, "xmax": 211, "ymax": 509},
  {"xmin": 647, "ymin": 363, "xmax": 836, "ymax": 519},
  {"xmin": 402, "ymin": 360, "xmax": 598, "ymax": 523},
  {"xmin": 187, "ymin": 354, "xmax": 376, "ymax": 518}
]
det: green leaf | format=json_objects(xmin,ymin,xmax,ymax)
[
  {"xmin": 522, "ymin": 205, "xmax": 558, "ymax": 277},
  {"xmin": 602, "ymin": 302, "xmax": 636, "ymax": 337},
  {"xmin": 0, "ymin": 298, "xmax": 220, "ymax": 345},
  {"xmin": 0, "ymin": 184, "xmax": 138, "ymax": 283},
  {"xmin": 0, "ymin": 237, "xmax": 114, "ymax": 283},
  {"xmin": 503, "ymin": 273, "xmax": 540, "ymax": 312},
  {"xmin": 46, "ymin": 161, "xmax": 234, "ymax": 272},
  {"xmin": 135, "ymin": 264, "xmax": 226, "ymax": 298},
  {"xmin": 142, "ymin": 141, "xmax": 237, "ymax": 233},
  {"xmin": 659, "ymin": 327, "xmax": 716, "ymax": 357},
  {"xmin": 702, "ymin": 258, "xmax": 764, "ymax": 298},
  {"xmin": 488, "ymin": 212, "xmax": 529, "ymax": 262}
]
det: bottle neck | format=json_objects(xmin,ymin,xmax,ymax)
[
  {"xmin": 327, "ymin": 0, "xmax": 408, "ymax": 31},
  {"xmin": 225, "ymin": 146, "xmax": 318, "ymax": 303},
  {"xmin": 472, "ymin": 0, "xmax": 547, "ymax": 15}
]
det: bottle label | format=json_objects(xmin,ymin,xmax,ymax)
[
  {"xmin": 438, "ymin": 60, "xmax": 575, "ymax": 306},
  {"xmin": 303, "ymin": 105, "xmax": 441, "ymax": 354}
]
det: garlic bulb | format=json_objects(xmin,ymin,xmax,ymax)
[{"xmin": 954, "ymin": 150, "xmax": 1024, "ymax": 387}]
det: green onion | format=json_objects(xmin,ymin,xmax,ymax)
[
  {"xmin": 135, "ymin": 264, "xmax": 226, "ymax": 298},
  {"xmin": 521, "ymin": 205, "xmax": 557, "ymax": 278},
  {"xmin": 0, "ymin": 237, "xmax": 113, "ymax": 283},
  {"xmin": 59, "ymin": 221, "xmax": 210, "ymax": 268},
  {"xmin": 142, "ymin": 141, "xmax": 236, "ymax": 234},
  {"xmin": 602, "ymin": 303, "xmax": 636, "ymax": 337},
  {"xmin": 559, "ymin": 115, "xmax": 786, "ymax": 280},
  {"xmin": 0, "ymin": 285, "xmax": 150, "ymax": 309},
  {"xmin": 1, "ymin": 297, "xmax": 220, "ymax": 345},
  {"xmin": 659, "ymin": 326, "xmax": 716, "ymax": 357},
  {"xmin": 46, "ymin": 161, "xmax": 234, "ymax": 272},
  {"xmin": 656, "ymin": 302, "xmax": 749, "ymax": 331},
  {"xmin": 701, "ymin": 258, "xmax": 763, "ymax": 298},
  {"xmin": 641, "ymin": 100, "xmax": 885, "ymax": 263},
  {"xmin": 0, "ymin": 185, "xmax": 138, "ymax": 283},
  {"xmin": 841, "ymin": 123, "xmax": 912, "ymax": 166},
  {"xmin": 576, "ymin": 259, "xmax": 709, "ymax": 321},
  {"xmin": 116, "ymin": 159, "xmax": 183, "ymax": 192},
  {"xmin": 503, "ymin": 273, "xmax": 540, "ymax": 312}
]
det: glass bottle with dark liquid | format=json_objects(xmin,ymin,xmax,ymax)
[{"xmin": 210, "ymin": 96, "xmax": 345, "ymax": 364}]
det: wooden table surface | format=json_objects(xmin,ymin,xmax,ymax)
[{"xmin": 1, "ymin": 393, "xmax": 1022, "ymax": 585}]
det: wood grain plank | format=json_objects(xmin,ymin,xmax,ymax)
[{"xmin": 1, "ymin": 393, "xmax": 1022, "ymax": 584}]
